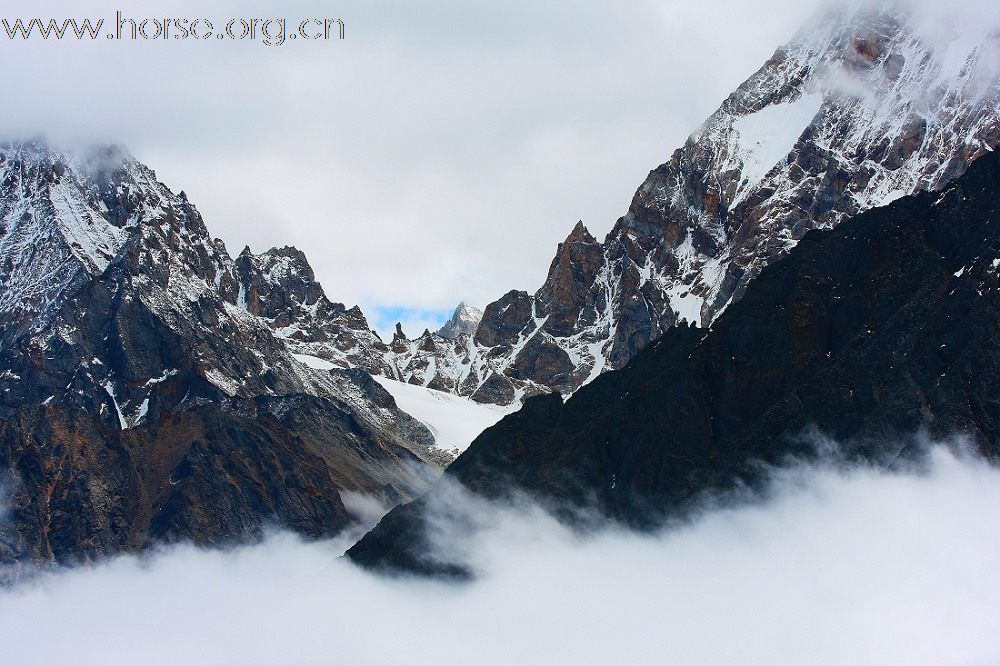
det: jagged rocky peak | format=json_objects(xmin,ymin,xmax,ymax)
[
  {"xmin": 473, "ymin": 289, "xmax": 534, "ymax": 348},
  {"xmin": 630, "ymin": 0, "xmax": 999, "ymax": 317},
  {"xmin": 233, "ymin": 245, "xmax": 324, "ymax": 318},
  {"xmin": 0, "ymin": 139, "xmax": 385, "ymax": 403},
  {"xmin": 635, "ymin": 0, "xmax": 1000, "ymax": 320},
  {"xmin": 0, "ymin": 138, "xmax": 396, "ymax": 381},
  {"xmin": 436, "ymin": 302, "xmax": 483, "ymax": 340},
  {"xmin": 389, "ymin": 1, "xmax": 1000, "ymax": 405},
  {"xmin": 0, "ymin": 140, "xmax": 229, "ymax": 347},
  {"xmin": 231, "ymin": 243, "xmax": 393, "ymax": 376},
  {"xmin": 536, "ymin": 221, "xmax": 604, "ymax": 337},
  {"xmin": 0, "ymin": 139, "xmax": 446, "ymax": 566}
]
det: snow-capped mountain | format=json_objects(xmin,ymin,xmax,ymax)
[
  {"xmin": 436, "ymin": 302, "xmax": 483, "ymax": 340},
  {"xmin": 0, "ymin": 141, "xmax": 443, "ymax": 564},
  {"xmin": 134, "ymin": 2, "xmax": 995, "ymax": 408},
  {"xmin": 380, "ymin": 2, "xmax": 999, "ymax": 403}
]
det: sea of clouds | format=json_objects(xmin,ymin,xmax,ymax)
[{"xmin": 1, "ymin": 442, "xmax": 999, "ymax": 665}]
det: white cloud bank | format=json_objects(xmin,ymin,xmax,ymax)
[{"xmin": 2, "ymin": 444, "xmax": 999, "ymax": 665}]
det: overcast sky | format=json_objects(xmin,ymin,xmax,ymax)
[{"xmin": 1, "ymin": 0, "xmax": 831, "ymax": 334}]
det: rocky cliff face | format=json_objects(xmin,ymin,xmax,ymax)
[
  {"xmin": 347, "ymin": 144, "xmax": 1000, "ymax": 577},
  {"xmin": 0, "ymin": 142, "xmax": 440, "ymax": 566},
  {"xmin": 380, "ymin": 3, "xmax": 1000, "ymax": 404}
]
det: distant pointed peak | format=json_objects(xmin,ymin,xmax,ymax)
[
  {"xmin": 437, "ymin": 301, "xmax": 484, "ymax": 339},
  {"xmin": 454, "ymin": 301, "xmax": 482, "ymax": 317},
  {"xmin": 565, "ymin": 220, "xmax": 596, "ymax": 244}
]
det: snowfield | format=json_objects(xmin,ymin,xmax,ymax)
[
  {"xmin": 374, "ymin": 376, "xmax": 514, "ymax": 455},
  {"xmin": 291, "ymin": 353, "xmax": 336, "ymax": 370},
  {"xmin": 726, "ymin": 91, "xmax": 824, "ymax": 209}
]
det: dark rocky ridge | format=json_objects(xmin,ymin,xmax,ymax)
[{"xmin": 347, "ymin": 146, "xmax": 1000, "ymax": 576}]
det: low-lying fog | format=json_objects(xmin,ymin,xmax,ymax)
[{"xmin": 2, "ymin": 441, "xmax": 999, "ymax": 665}]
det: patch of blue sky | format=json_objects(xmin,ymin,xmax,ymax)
[{"xmin": 371, "ymin": 305, "xmax": 452, "ymax": 339}]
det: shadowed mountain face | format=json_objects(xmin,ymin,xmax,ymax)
[
  {"xmin": 0, "ymin": 142, "xmax": 440, "ymax": 566},
  {"xmin": 347, "ymin": 148, "xmax": 1000, "ymax": 577}
]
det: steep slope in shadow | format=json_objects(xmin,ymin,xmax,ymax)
[{"xmin": 347, "ymin": 149, "xmax": 1000, "ymax": 576}]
